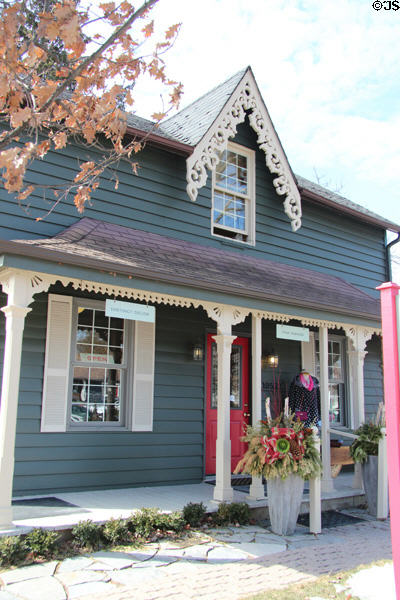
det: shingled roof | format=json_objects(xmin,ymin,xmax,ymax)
[
  {"xmin": 8, "ymin": 217, "xmax": 380, "ymax": 320},
  {"xmin": 161, "ymin": 69, "xmax": 247, "ymax": 145}
]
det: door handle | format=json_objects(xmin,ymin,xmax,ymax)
[{"xmin": 243, "ymin": 412, "xmax": 250, "ymax": 417}]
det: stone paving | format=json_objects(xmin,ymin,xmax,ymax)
[{"xmin": 0, "ymin": 515, "xmax": 393, "ymax": 600}]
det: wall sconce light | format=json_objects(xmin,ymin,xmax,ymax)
[
  {"xmin": 193, "ymin": 341, "xmax": 204, "ymax": 361},
  {"xmin": 262, "ymin": 352, "xmax": 279, "ymax": 368}
]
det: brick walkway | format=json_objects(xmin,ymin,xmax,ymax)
[
  {"xmin": 84, "ymin": 520, "xmax": 392, "ymax": 600},
  {"xmin": 0, "ymin": 518, "xmax": 392, "ymax": 600}
]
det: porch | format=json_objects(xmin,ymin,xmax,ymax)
[
  {"xmin": 0, "ymin": 219, "xmax": 384, "ymax": 531},
  {"xmin": 5, "ymin": 471, "xmax": 363, "ymax": 535}
]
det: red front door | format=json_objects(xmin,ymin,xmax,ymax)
[{"xmin": 205, "ymin": 334, "xmax": 249, "ymax": 475}]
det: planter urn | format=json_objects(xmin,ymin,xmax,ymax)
[
  {"xmin": 362, "ymin": 455, "xmax": 378, "ymax": 516},
  {"xmin": 267, "ymin": 474, "xmax": 304, "ymax": 535}
]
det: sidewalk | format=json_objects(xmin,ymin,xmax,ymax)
[{"xmin": 0, "ymin": 512, "xmax": 393, "ymax": 600}]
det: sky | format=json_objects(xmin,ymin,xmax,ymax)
[{"xmin": 127, "ymin": 0, "xmax": 400, "ymax": 278}]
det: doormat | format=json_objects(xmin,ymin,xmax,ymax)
[
  {"xmin": 206, "ymin": 477, "xmax": 263, "ymax": 486},
  {"xmin": 297, "ymin": 509, "xmax": 366, "ymax": 529},
  {"xmin": 12, "ymin": 496, "xmax": 90, "ymax": 520}
]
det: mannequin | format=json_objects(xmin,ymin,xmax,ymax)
[{"xmin": 288, "ymin": 369, "xmax": 320, "ymax": 427}]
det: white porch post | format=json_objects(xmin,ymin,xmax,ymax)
[
  {"xmin": 0, "ymin": 304, "xmax": 30, "ymax": 527},
  {"xmin": 319, "ymin": 325, "xmax": 333, "ymax": 492},
  {"xmin": 0, "ymin": 270, "xmax": 54, "ymax": 528},
  {"xmin": 249, "ymin": 314, "xmax": 265, "ymax": 500},
  {"xmin": 205, "ymin": 305, "xmax": 249, "ymax": 503},
  {"xmin": 213, "ymin": 333, "xmax": 236, "ymax": 502},
  {"xmin": 345, "ymin": 326, "xmax": 374, "ymax": 489},
  {"xmin": 345, "ymin": 327, "xmax": 374, "ymax": 428}
]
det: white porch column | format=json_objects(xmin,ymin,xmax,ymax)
[
  {"xmin": 319, "ymin": 325, "xmax": 333, "ymax": 492},
  {"xmin": 0, "ymin": 304, "xmax": 30, "ymax": 527},
  {"xmin": 249, "ymin": 314, "xmax": 265, "ymax": 500},
  {"xmin": 345, "ymin": 326, "xmax": 374, "ymax": 489},
  {"xmin": 213, "ymin": 333, "xmax": 236, "ymax": 502},
  {"xmin": 204, "ymin": 305, "xmax": 249, "ymax": 503},
  {"xmin": 345, "ymin": 327, "xmax": 374, "ymax": 429},
  {"xmin": 0, "ymin": 269, "xmax": 55, "ymax": 528}
]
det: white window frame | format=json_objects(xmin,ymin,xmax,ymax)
[
  {"xmin": 315, "ymin": 333, "xmax": 348, "ymax": 427},
  {"xmin": 67, "ymin": 298, "xmax": 133, "ymax": 431},
  {"xmin": 211, "ymin": 141, "xmax": 255, "ymax": 245},
  {"xmin": 41, "ymin": 294, "xmax": 156, "ymax": 433}
]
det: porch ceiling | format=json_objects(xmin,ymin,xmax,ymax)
[{"xmin": 1, "ymin": 217, "xmax": 380, "ymax": 320}]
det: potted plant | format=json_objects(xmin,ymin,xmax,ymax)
[
  {"xmin": 350, "ymin": 421, "xmax": 384, "ymax": 516},
  {"xmin": 234, "ymin": 414, "xmax": 322, "ymax": 535}
]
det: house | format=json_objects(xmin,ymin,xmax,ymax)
[{"xmin": 0, "ymin": 67, "xmax": 399, "ymax": 528}]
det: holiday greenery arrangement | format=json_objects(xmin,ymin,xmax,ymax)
[
  {"xmin": 234, "ymin": 414, "xmax": 322, "ymax": 481},
  {"xmin": 349, "ymin": 422, "xmax": 383, "ymax": 464}
]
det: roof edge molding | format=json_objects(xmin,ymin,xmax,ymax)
[{"xmin": 185, "ymin": 69, "xmax": 302, "ymax": 232}]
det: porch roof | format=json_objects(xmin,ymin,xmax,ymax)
[{"xmin": 2, "ymin": 218, "xmax": 380, "ymax": 320}]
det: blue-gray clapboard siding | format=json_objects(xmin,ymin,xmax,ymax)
[{"xmin": 0, "ymin": 120, "xmax": 387, "ymax": 298}]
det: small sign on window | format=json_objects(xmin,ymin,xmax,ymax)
[{"xmin": 105, "ymin": 300, "xmax": 155, "ymax": 322}]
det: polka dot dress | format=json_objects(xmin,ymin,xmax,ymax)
[{"xmin": 288, "ymin": 374, "xmax": 321, "ymax": 427}]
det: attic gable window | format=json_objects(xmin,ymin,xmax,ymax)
[{"xmin": 212, "ymin": 142, "xmax": 255, "ymax": 245}]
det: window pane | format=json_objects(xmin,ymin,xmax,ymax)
[
  {"xmin": 92, "ymin": 346, "xmax": 109, "ymax": 363},
  {"xmin": 329, "ymin": 383, "xmax": 342, "ymax": 424},
  {"xmin": 213, "ymin": 209, "xmax": 223, "ymax": 225},
  {"xmin": 77, "ymin": 328, "xmax": 92, "ymax": 344},
  {"xmin": 78, "ymin": 307, "xmax": 93, "ymax": 326},
  {"xmin": 237, "ymin": 154, "xmax": 247, "ymax": 169},
  {"xmin": 94, "ymin": 310, "xmax": 108, "ymax": 328},
  {"xmin": 110, "ymin": 317, "xmax": 124, "ymax": 330},
  {"xmin": 105, "ymin": 369, "xmax": 121, "ymax": 384},
  {"xmin": 104, "ymin": 403, "xmax": 120, "ymax": 422},
  {"xmin": 106, "ymin": 385, "xmax": 120, "ymax": 403},
  {"xmin": 230, "ymin": 346, "xmax": 242, "ymax": 408},
  {"xmin": 88, "ymin": 404, "xmax": 104, "ymax": 422},
  {"xmin": 76, "ymin": 344, "xmax": 92, "ymax": 362},
  {"xmin": 71, "ymin": 404, "xmax": 88, "ymax": 422},
  {"xmin": 93, "ymin": 328, "xmax": 108, "ymax": 346},
  {"xmin": 211, "ymin": 344, "xmax": 242, "ymax": 409}
]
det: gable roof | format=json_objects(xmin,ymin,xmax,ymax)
[
  {"xmin": 3, "ymin": 217, "xmax": 380, "ymax": 320},
  {"xmin": 124, "ymin": 69, "xmax": 399, "ymax": 234}
]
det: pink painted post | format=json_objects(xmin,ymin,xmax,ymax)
[{"xmin": 378, "ymin": 282, "xmax": 400, "ymax": 599}]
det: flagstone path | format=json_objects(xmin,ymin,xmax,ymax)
[{"xmin": 0, "ymin": 517, "xmax": 392, "ymax": 600}]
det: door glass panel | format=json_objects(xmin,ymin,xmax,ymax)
[
  {"xmin": 211, "ymin": 343, "xmax": 242, "ymax": 409},
  {"xmin": 329, "ymin": 383, "xmax": 343, "ymax": 424},
  {"xmin": 316, "ymin": 337, "xmax": 346, "ymax": 425}
]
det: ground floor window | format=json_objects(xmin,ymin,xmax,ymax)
[
  {"xmin": 70, "ymin": 299, "xmax": 130, "ymax": 426},
  {"xmin": 315, "ymin": 335, "xmax": 347, "ymax": 426}
]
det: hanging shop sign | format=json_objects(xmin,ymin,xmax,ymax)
[
  {"xmin": 105, "ymin": 300, "xmax": 155, "ymax": 323},
  {"xmin": 276, "ymin": 324, "xmax": 309, "ymax": 342}
]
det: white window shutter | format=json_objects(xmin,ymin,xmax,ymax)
[
  {"xmin": 301, "ymin": 331, "xmax": 316, "ymax": 375},
  {"xmin": 41, "ymin": 294, "xmax": 72, "ymax": 432},
  {"xmin": 131, "ymin": 320, "xmax": 155, "ymax": 432}
]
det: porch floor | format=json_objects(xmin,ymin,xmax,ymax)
[{"xmin": 4, "ymin": 472, "xmax": 364, "ymax": 535}]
